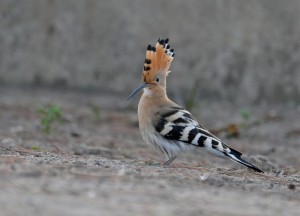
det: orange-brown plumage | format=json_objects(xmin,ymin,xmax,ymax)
[{"xmin": 142, "ymin": 39, "xmax": 174, "ymax": 85}]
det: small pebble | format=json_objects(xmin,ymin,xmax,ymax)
[{"xmin": 288, "ymin": 184, "xmax": 296, "ymax": 190}]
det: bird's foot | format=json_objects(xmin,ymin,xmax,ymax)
[{"xmin": 162, "ymin": 156, "xmax": 177, "ymax": 167}]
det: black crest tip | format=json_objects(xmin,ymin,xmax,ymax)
[{"xmin": 159, "ymin": 39, "xmax": 165, "ymax": 45}]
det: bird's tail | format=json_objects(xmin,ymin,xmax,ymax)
[{"xmin": 224, "ymin": 145, "xmax": 263, "ymax": 173}]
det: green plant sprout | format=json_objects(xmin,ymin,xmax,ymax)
[
  {"xmin": 38, "ymin": 104, "xmax": 62, "ymax": 134},
  {"xmin": 184, "ymin": 80, "xmax": 199, "ymax": 111},
  {"xmin": 31, "ymin": 146, "xmax": 40, "ymax": 150},
  {"xmin": 240, "ymin": 109, "xmax": 251, "ymax": 122},
  {"xmin": 90, "ymin": 105, "xmax": 102, "ymax": 122}
]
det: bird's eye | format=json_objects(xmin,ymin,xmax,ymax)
[{"xmin": 155, "ymin": 77, "xmax": 160, "ymax": 82}]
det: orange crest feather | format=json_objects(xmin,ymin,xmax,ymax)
[{"xmin": 143, "ymin": 38, "xmax": 175, "ymax": 80}]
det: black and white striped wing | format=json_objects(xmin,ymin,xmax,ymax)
[
  {"xmin": 154, "ymin": 107, "xmax": 223, "ymax": 150},
  {"xmin": 153, "ymin": 106, "xmax": 264, "ymax": 173}
]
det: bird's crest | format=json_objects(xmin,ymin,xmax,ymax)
[{"xmin": 143, "ymin": 38, "xmax": 175, "ymax": 82}]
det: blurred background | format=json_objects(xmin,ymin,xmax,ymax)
[
  {"xmin": 1, "ymin": 0, "xmax": 300, "ymax": 105},
  {"xmin": 1, "ymin": 2, "xmax": 300, "ymax": 215}
]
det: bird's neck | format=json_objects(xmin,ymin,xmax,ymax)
[
  {"xmin": 138, "ymin": 86, "xmax": 170, "ymax": 126},
  {"xmin": 139, "ymin": 85, "xmax": 176, "ymax": 114},
  {"xmin": 142, "ymin": 85, "xmax": 167, "ymax": 99}
]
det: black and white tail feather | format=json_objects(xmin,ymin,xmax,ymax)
[{"xmin": 153, "ymin": 106, "xmax": 263, "ymax": 173}]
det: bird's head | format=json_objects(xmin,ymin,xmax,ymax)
[{"xmin": 127, "ymin": 38, "xmax": 175, "ymax": 100}]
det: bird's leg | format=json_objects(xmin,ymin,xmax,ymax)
[{"xmin": 163, "ymin": 156, "xmax": 177, "ymax": 166}]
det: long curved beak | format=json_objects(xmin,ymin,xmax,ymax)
[{"xmin": 127, "ymin": 82, "xmax": 148, "ymax": 101}]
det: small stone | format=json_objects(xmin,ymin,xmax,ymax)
[{"xmin": 288, "ymin": 184, "xmax": 296, "ymax": 190}]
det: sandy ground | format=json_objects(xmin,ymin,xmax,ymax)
[{"xmin": 0, "ymin": 86, "xmax": 299, "ymax": 216}]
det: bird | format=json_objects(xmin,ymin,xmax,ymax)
[{"xmin": 127, "ymin": 38, "xmax": 263, "ymax": 173}]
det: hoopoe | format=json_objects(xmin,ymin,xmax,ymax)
[{"xmin": 128, "ymin": 38, "xmax": 263, "ymax": 173}]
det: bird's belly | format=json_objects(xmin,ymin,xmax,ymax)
[{"xmin": 140, "ymin": 126, "xmax": 194, "ymax": 158}]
